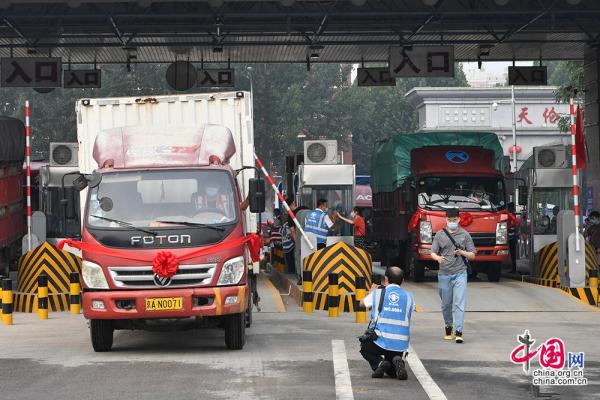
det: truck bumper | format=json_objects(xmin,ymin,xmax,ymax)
[
  {"xmin": 82, "ymin": 285, "xmax": 248, "ymax": 320},
  {"xmin": 415, "ymin": 244, "xmax": 510, "ymax": 263}
]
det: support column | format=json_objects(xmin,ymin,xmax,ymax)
[{"xmin": 584, "ymin": 46, "xmax": 600, "ymax": 210}]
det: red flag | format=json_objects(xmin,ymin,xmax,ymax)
[{"xmin": 576, "ymin": 106, "xmax": 587, "ymax": 170}]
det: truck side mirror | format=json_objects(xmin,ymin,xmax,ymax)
[
  {"xmin": 72, "ymin": 174, "xmax": 88, "ymax": 192},
  {"xmin": 248, "ymin": 178, "xmax": 266, "ymax": 213},
  {"xmin": 518, "ymin": 185, "xmax": 528, "ymax": 207}
]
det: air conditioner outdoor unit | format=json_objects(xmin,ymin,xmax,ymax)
[
  {"xmin": 49, "ymin": 142, "xmax": 79, "ymax": 167},
  {"xmin": 303, "ymin": 140, "xmax": 338, "ymax": 165},
  {"xmin": 534, "ymin": 145, "xmax": 567, "ymax": 169}
]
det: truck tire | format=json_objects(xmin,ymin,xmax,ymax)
[
  {"xmin": 90, "ymin": 319, "xmax": 114, "ymax": 352},
  {"xmin": 487, "ymin": 263, "xmax": 502, "ymax": 282},
  {"xmin": 413, "ymin": 262, "xmax": 426, "ymax": 282},
  {"xmin": 225, "ymin": 312, "xmax": 246, "ymax": 350}
]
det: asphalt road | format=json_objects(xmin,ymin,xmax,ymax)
[{"xmin": 0, "ymin": 276, "xmax": 598, "ymax": 400}]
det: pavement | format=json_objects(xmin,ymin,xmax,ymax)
[{"xmin": 0, "ymin": 272, "xmax": 599, "ymax": 400}]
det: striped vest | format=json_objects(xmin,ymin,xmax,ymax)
[
  {"xmin": 304, "ymin": 209, "xmax": 329, "ymax": 244},
  {"xmin": 370, "ymin": 285, "xmax": 414, "ymax": 352},
  {"xmin": 281, "ymin": 224, "xmax": 295, "ymax": 253}
]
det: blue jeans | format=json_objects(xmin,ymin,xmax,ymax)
[{"xmin": 438, "ymin": 270, "xmax": 468, "ymax": 332}]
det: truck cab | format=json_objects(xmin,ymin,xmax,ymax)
[{"xmin": 75, "ymin": 124, "xmax": 262, "ymax": 352}]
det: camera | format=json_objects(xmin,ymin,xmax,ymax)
[{"xmin": 358, "ymin": 328, "xmax": 378, "ymax": 344}]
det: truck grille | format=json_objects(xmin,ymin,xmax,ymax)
[
  {"xmin": 470, "ymin": 233, "xmax": 497, "ymax": 247},
  {"xmin": 108, "ymin": 264, "xmax": 216, "ymax": 289}
]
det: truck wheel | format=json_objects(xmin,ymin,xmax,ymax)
[
  {"xmin": 413, "ymin": 262, "xmax": 426, "ymax": 282},
  {"xmin": 225, "ymin": 312, "xmax": 246, "ymax": 350},
  {"xmin": 245, "ymin": 290, "xmax": 253, "ymax": 328},
  {"xmin": 487, "ymin": 263, "xmax": 502, "ymax": 282},
  {"xmin": 90, "ymin": 319, "xmax": 114, "ymax": 352}
]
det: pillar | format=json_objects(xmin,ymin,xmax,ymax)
[{"xmin": 584, "ymin": 46, "xmax": 600, "ymax": 210}]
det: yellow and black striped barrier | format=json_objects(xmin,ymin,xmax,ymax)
[
  {"xmin": 355, "ymin": 276, "xmax": 367, "ymax": 324},
  {"xmin": 2, "ymin": 278, "xmax": 13, "ymax": 325},
  {"xmin": 37, "ymin": 274, "xmax": 48, "ymax": 320},
  {"xmin": 271, "ymin": 247, "xmax": 286, "ymax": 273},
  {"xmin": 69, "ymin": 272, "xmax": 81, "ymax": 315},
  {"xmin": 14, "ymin": 241, "xmax": 81, "ymax": 313},
  {"xmin": 302, "ymin": 270, "xmax": 313, "ymax": 313},
  {"xmin": 0, "ymin": 274, "xmax": 3, "ymax": 317},
  {"xmin": 536, "ymin": 240, "xmax": 599, "ymax": 282},
  {"xmin": 303, "ymin": 242, "xmax": 372, "ymax": 313},
  {"xmin": 328, "ymin": 273, "xmax": 340, "ymax": 318},
  {"xmin": 590, "ymin": 269, "xmax": 599, "ymax": 305}
]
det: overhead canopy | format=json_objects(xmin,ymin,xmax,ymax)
[{"xmin": 0, "ymin": 0, "xmax": 598, "ymax": 63}]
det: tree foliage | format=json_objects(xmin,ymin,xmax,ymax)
[{"xmin": 547, "ymin": 61, "xmax": 584, "ymax": 132}]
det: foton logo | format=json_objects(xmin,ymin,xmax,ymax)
[{"xmin": 131, "ymin": 235, "xmax": 192, "ymax": 246}]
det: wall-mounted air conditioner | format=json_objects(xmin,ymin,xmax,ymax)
[
  {"xmin": 49, "ymin": 142, "xmax": 79, "ymax": 167},
  {"xmin": 534, "ymin": 145, "xmax": 567, "ymax": 169},
  {"xmin": 303, "ymin": 140, "xmax": 338, "ymax": 165}
]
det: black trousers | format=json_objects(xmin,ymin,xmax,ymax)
[
  {"xmin": 360, "ymin": 341, "xmax": 404, "ymax": 373},
  {"xmin": 284, "ymin": 250, "xmax": 296, "ymax": 276}
]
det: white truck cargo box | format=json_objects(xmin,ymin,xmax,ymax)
[{"xmin": 76, "ymin": 91, "xmax": 256, "ymax": 233}]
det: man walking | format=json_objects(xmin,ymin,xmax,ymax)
[
  {"xmin": 430, "ymin": 208, "xmax": 476, "ymax": 344},
  {"xmin": 359, "ymin": 267, "xmax": 414, "ymax": 379}
]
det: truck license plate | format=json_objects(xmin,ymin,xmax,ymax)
[{"xmin": 145, "ymin": 297, "xmax": 183, "ymax": 311}]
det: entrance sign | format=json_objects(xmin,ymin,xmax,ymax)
[
  {"xmin": 197, "ymin": 69, "xmax": 235, "ymax": 87},
  {"xmin": 64, "ymin": 69, "xmax": 101, "ymax": 88},
  {"xmin": 508, "ymin": 66, "xmax": 547, "ymax": 86},
  {"xmin": 357, "ymin": 67, "xmax": 395, "ymax": 86},
  {"xmin": 389, "ymin": 46, "xmax": 454, "ymax": 78},
  {"xmin": 1, "ymin": 57, "xmax": 62, "ymax": 87}
]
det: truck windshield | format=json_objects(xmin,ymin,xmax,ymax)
[
  {"xmin": 417, "ymin": 176, "xmax": 506, "ymax": 211},
  {"xmin": 86, "ymin": 169, "xmax": 238, "ymax": 229}
]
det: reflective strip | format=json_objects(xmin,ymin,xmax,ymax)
[
  {"xmin": 375, "ymin": 330, "xmax": 410, "ymax": 341},
  {"xmin": 378, "ymin": 317, "xmax": 410, "ymax": 327}
]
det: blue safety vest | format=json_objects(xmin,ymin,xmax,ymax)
[
  {"xmin": 281, "ymin": 223, "xmax": 295, "ymax": 253},
  {"xmin": 370, "ymin": 285, "xmax": 414, "ymax": 352},
  {"xmin": 304, "ymin": 208, "xmax": 329, "ymax": 245}
]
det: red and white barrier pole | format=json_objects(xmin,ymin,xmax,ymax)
[
  {"xmin": 569, "ymin": 98, "xmax": 581, "ymax": 252},
  {"xmin": 25, "ymin": 100, "xmax": 32, "ymax": 252},
  {"xmin": 254, "ymin": 153, "xmax": 314, "ymax": 250}
]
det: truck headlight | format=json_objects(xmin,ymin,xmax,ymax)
[
  {"xmin": 420, "ymin": 221, "xmax": 432, "ymax": 244},
  {"xmin": 496, "ymin": 222, "xmax": 508, "ymax": 245},
  {"xmin": 82, "ymin": 260, "xmax": 109, "ymax": 289},
  {"xmin": 217, "ymin": 256, "xmax": 245, "ymax": 286}
]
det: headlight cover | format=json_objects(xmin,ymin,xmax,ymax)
[
  {"xmin": 496, "ymin": 221, "xmax": 508, "ymax": 245},
  {"xmin": 217, "ymin": 256, "xmax": 246, "ymax": 286},
  {"xmin": 420, "ymin": 221, "xmax": 432, "ymax": 244},
  {"xmin": 82, "ymin": 260, "xmax": 109, "ymax": 289}
]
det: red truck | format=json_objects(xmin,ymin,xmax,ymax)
[
  {"xmin": 64, "ymin": 124, "xmax": 264, "ymax": 352},
  {"xmin": 372, "ymin": 132, "xmax": 510, "ymax": 282},
  {"xmin": 0, "ymin": 117, "xmax": 25, "ymax": 274}
]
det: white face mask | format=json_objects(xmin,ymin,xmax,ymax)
[
  {"xmin": 206, "ymin": 187, "xmax": 219, "ymax": 197},
  {"xmin": 350, "ymin": 212, "xmax": 356, "ymax": 218},
  {"xmin": 447, "ymin": 221, "xmax": 459, "ymax": 231}
]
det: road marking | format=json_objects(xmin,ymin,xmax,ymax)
[
  {"xmin": 259, "ymin": 273, "xmax": 286, "ymax": 312},
  {"xmin": 407, "ymin": 345, "xmax": 448, "ymax": 400},
  {"xmin": 331, "ymin": 340, "xmax": 354, "ymax": 400}
]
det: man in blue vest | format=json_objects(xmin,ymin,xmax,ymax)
[
  {"xmin": 304, "ymin": 198, "xmax": 336, "ymax": 250},
  {"xmin": 359, "ymin": 267, "xmax": 414, "ymax": 379}
]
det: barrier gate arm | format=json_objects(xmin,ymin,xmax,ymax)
[{"xmin": 254, "ymin": 152, "xmax": 314, "ymax": 250}]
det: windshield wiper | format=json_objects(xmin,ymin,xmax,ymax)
[
  {"xmin": 155, "ymin": 220, "xmax": 225, "ymax": 232},
  {"xmin": 90, "ymin": 215, "xmax": 157, "ymax": 236}
]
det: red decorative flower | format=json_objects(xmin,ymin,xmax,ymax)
[
  {"xmin": 152, "ymin": 251, "xmax": 179, "ymax": 278},
  {"xmin": 459, "ymin": 212, "xmax": 473, "ymax": 227}
]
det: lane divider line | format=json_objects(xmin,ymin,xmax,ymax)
[
  {"xmin": 331, "ymin": 340, "xmax": 354, "ymax": 400},
  {"xmin": 407, "ymin": 345, "xmax": 448, "ymax": 400}
]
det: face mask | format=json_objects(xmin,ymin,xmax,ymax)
[
  {"xmin": 206, "ymin": 187, "xmax": 218, "ymax": 197},
  {"xmin": 448, "ymin": 221, "xmax": 459, "ymax": 231},
  {"xmin": 350, "ymin": 212, "xmax": 356, "ymax": 218}
]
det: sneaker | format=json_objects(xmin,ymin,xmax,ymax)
[
  {"xmin": 455, "ymin": 331, "xmax": 464, "ymax": 343},
  {"xmin": 371, "ymin": 360, "xmax": 391, "ymax": 378},
  {"xmin": 443, "ymin": 326, "xmax": 455, "ymax": 340},
  {"xmin": 392, "ymin": 356, "xmax": 408, "ymax": 380}
]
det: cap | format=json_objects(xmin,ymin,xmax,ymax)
[{"xmin": 446, "ymin": 208, "xmax": 460, "ymax": 218}]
